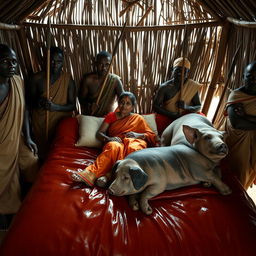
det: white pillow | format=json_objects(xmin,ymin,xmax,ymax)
[
  {"xmin": 75, "ymin": 113, "xmax": 158, "ymax": 148},
  {"xmin": 75, "ymin": 115, "xmax": 104, "ymax": 148},
  {"xmin": 141, "ymin": 114, "xmax": 158, "ymax": 136}
]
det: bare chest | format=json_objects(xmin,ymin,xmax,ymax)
[{"xmin": 0, "ymin": 83, "xmax": 10, "ymax": 104}]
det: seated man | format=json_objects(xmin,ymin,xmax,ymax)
[
  {"xmin": 0, "ymin": 44, "xmax": 38, "ymax": 230},
  {"xmin": 27, "ymin": 46, "xmax": 77, "ymax": 161},
  {"xmin": 153, "ymin": 57, "xmax": 201, "ymax": 121},
  {"xmin": 79, "ymin": 51, "xmax": 124, "ymax": 117},
  {"xmin": 224, "ymin": 61, "xmax": 256, "ymax": 190}
]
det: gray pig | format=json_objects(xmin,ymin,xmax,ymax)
[
  {"xmin": 161, "ymin": 113, "xmax": 228, "ymax": 163},
  {"xmin": 108, "ymin": 145, "xmax": 232, "ymax": 215}
]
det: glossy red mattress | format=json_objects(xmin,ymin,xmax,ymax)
[{"xmin": 1, "ymin": 117, "xmax": 256, "ymax": 256}]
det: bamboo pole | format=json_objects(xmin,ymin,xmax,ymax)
[
  {"xmin": 0, "ymin": 22, "xmax": 20, "ymax": 30},
  {"xmin": 23, "ymin": 21, "xmax": 222, "ymax": 31},
  {"xmin": 227, "ymin": 17, "xmax": 256, "ymax": 28},
  {"xmin": 202, "ymin": 22, "xmax": 230, "ymax": 115},
  {"xmin": 45, "ymin": 18, "xmax": 51, "ymax": 140},
  {"xmin": 212, "ymin": 44, "xmax": 241, "ymax": 124}
]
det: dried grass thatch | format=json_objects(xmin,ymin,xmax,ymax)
[{"xmin": 0, "ymin": 0, "xmax": 256, "ymax": 117}]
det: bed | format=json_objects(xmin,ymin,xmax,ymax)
[{"xmin": 1, "ymin": 115, "xmax": 256, "ymax": 256}]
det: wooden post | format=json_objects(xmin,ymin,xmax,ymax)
[{"xmin": 202, "ymin": 22, "xmax": 230, "ymax": 115}]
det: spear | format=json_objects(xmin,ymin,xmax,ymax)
[
  {"xmin": 92, "ymin": 20, "xmax": 127, "ymax": 115},
  {"xmin": 45, "ymin": 17, "xmax": 51, "ymax": 140},
  {"xmin": 212, "ymin": 44, "xmax": 241, "ymax": 124}
]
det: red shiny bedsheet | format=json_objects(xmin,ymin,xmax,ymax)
[{"xmin": 1, "ymin": 117, "xmax": 256, "ymax": 256}]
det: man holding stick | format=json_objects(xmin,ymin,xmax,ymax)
[
  {"xmin": 28, "ymin": 46, "xmax": 76, "ymax": 161},
  {"xmin": 79, "ymin": 51, "xmax": 124, "ymax": 117},
  {"xmin": 154, "ymin": 57, "xmax": 201, "ymax": 120}
]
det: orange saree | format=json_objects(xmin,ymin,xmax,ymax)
[{"xmin": 78, "ymin": 114, "xmax": 157, "ymax": 185}]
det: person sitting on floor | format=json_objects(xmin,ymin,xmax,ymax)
[
  {"xmin": 153, "ymin": 57, "xmax": 201, "ymax": 123},
  {"xmin": 224, "ymin": 61, "xmax": 256, "ymax": 190},
  {"xmin": 71, "ymin": 91, "xmax": 157, "ymax": 187}
]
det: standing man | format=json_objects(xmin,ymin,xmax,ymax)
[
  {"xmin": 0, "ymin": 44, "xmax": 38, "ymax": 229},
  {"xmin": 153, "ymin": 57, "xmax": 201, "ymax": 120},
  {"xmin": 79, "ymin": 51, "xmax": 124, "ymax": 117},
  {"xmin": 28, "ymin": 46, "xmax": 76, "ymax": 161},
  {"xmin": 224, "ymin": 61, "xmax": 256, "ymax": 189}
]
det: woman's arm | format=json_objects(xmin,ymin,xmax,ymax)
[{"xmin": 96, "ymin": 122, "xmax": 122, "ymax": 143}]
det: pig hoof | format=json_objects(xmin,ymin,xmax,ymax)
[
  {"xmin": 131, "ymin": 202, "xmax": 139, "ymax": 211},
  {"xmin": 202, "ymin": 182, "xmax": 212, "ymax": 188},
  {"xmin": 142, "ymin": 206, "xmax": 153, "ymax": 215}
]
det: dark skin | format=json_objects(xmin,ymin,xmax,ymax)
[
  {"xmin": 153, "ymin": 66, "xmax": 201, "ymax": 119},
  {"xmin": 79, "ymin": 56, "xmax": 124, "ymax": 115},
  {"xmin": 227, "ymin": 61, "xmax": 256, "ymax": 130},
  {"xmin": 28, "ymin": 52, "xmax": 76, "ymax": 112},
  {"xmin": 0, "ymin": 46, "xmax": 37, "ymax": 154}
]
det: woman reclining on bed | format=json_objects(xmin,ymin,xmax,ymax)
[{"xmin": 71, "ymin": 91, "xmax": 157, "ymax": 187}]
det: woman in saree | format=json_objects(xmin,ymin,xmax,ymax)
[{"xmin": 71, "ymin": 91, "xmax": 157, "ymax": 187}]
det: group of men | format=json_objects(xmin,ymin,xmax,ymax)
[{"xmin": 0, "ymin": 43, "xmax": 255, "ymax": 231}]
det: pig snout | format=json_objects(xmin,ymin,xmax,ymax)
[
  {"xmin": 108, "ymin": 184, "xmax": 125, "ymax": 196},
  {"xmin": 216, "ymin": 143, "xmax": 228, "ymax": 155}
]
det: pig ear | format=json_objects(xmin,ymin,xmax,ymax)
[
  {"xmin": 112, "ymin": 160, "xmax": 121, "ymax": 173},
  {"xmin": 182, "ymin": 125, "xmax": 200, "ymax": 144},
  {"xmin": 129, "ymin": 167, "xmax": 148, "ymax": 190}
]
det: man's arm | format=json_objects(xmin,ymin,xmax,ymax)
[
  {"xmin": 115, "ymin": 77, "xmax": 124, "ymax": 97},
  {"xmin": 186, "ymin": 92, "xmax": 201, "ymax": 112},
  {"xmin": 153, "ymin": 85, "xmax": 180, "ymax": 119},
  {"xmin": 23, "ymin": 106, "xmax": 38, "ymax": 154},
  {"xmin": 78, "ymin": 74, "xmax": 89, "ymax": 105},
  {"xmin": 46, "ymin": 78, "xmax": 76, "ymax": 112},
  {"xmin": 227, "ymin": 103, "xmax": 256, "ymax": 130}
]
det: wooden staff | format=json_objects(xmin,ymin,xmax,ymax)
[
  {"xmin": 92, "ymin": 21, "xmax": 127, "ymax": 115},
  {"xmin": 45, "ymin": 18, "xmax": 51, "ymax": 140},
  {"xmin": 179, "ymin": 25, "xmax": 188, "ymax": 114},
  {"xmin": 212, "ymin": 44, "xmax": 241, "ymax": 124}
]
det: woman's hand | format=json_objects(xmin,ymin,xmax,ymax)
[
  {"xmin": 108, "ymin": 136, "xmax": 122, "ymax": 143},
  {"xmin": 125, "ymin": 132, "xmax": 145, "ymax": 139}
]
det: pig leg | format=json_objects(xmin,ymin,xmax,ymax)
[
  {"xmin": 140, "ymin": 185, "xmax": 165, "ymax": 215},
  {"xmin": 202, "ymin": 167, "xmax": 222, "ymax": 188},
  {"xmin": 200, "ymin": 171, "xmax": 232, "ymax": 195},
  {"xmin": 128, "ymin": 194, "xmax": 140, "ymax": 211},
  {"xmin": 208, "ymin": 176, "xmax": 232, "ymax": 195}
]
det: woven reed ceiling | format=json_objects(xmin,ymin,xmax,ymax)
[{"xmin": 0, "ymin": 0, "xmax": 255, "ymax": 25}]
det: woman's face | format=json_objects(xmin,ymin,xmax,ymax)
[{"xmin": 118, "ymin": 96, "xmax": 133, "ymax": 115}]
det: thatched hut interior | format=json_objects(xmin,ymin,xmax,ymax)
[
  {"xmin": 1, "ymin": 0, "xmax": 256, "ymax": 119},
  {"xmin": 0, "ymin": 1, "xmax": 256, "ymax": 255}
]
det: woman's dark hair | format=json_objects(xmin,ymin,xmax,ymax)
[{"xmin": 118, "ymin": 91, "xmax": 137, "ymax": 106}]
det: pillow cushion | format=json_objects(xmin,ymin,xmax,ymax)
[
  {"xmin": 141, "ymin": 114, "xmax": 158, "ymax": 136},
  {"xmin": 75, "ymin": 113, "xmax": 158, "ymax": 148},
  {"xmin": 75, "ymin": 115, "xmax": 104, "ymax": 148}
]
